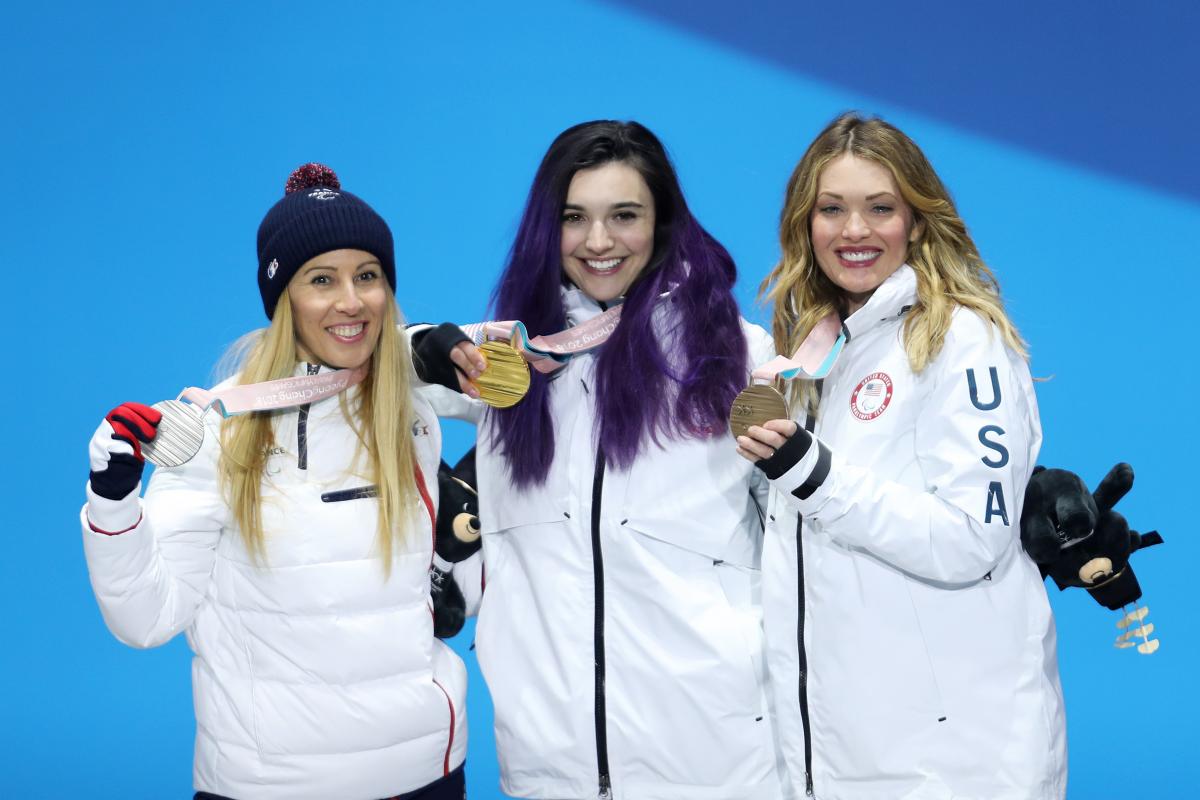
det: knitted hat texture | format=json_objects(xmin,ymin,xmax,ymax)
[{"xmin": 255, "ymin": 163, "xmax": 395, "ymax": 319}]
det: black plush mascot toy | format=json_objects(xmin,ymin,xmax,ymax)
[
  {"xmin": 431, "ymin": 448, "xmax": 483, "ymax": 639},
  {"xmin": 1021, "ymin": 462, "xmax": 1163, "ymax": 652}
]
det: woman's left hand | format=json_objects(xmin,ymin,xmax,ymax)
[
  {"xmin": 736, "ymin": 418, "xmax": 799, "ymax": 463},
  {"xmin": 412, "ymin": 323, "xmax": 487, "ymax": 398}
]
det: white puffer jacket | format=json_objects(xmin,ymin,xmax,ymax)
[
  {"xmin": 81, "ymin": 365, "xmax": 467, "ymax": 800},
  {"xmin": 760, "ymin": 266, "xmax": 1066, "ymax": 799},
  {"xmin": 434, "ymin": 288, "xmax": 785, "ymax": 800}
]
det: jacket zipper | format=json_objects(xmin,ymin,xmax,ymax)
[
  {"xmin": 797, "ymin": 379, "xmax": 823, "ymax": 797},
  {"xmin": 296, "ymin": 362, "xmax": 320, "ymax": 470},
  {"xmin": 591, "ymin": 445, "xmax": 612, "ymax": 800}
]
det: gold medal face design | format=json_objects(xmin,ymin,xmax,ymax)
[
  {"xmin": 474, "ymin": 340, "xmax": 531, "ymax": 409},
  {"xmin": 728, "ymin": 384, "xmax": 789, "ymax": 439}
]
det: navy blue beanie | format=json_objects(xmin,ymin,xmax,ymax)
[{"xmin": 256, "ymin": 163, "xmax": 396, "ymax": 319}]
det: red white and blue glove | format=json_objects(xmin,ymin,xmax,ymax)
[{"xmin": 88, "ymin": 402, "xmax": 161, "ymax": 502}]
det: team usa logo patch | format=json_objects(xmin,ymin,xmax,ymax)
[{"xmin": 850, "ymin": 372, "xmax": 894, "ymax": 421}]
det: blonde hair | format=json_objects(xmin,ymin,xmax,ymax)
[
  {"xmin": 217, "ymin": 287, "xmax": 418, "ymax": 573},
  {"xmin": 761, "ymin": 113, "xmax": 1026, "ymax": 409}
]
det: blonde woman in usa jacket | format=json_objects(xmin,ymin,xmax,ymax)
[{"xmin": 737, "ymin": 114, "xmax": 1066, "ymax": 800}]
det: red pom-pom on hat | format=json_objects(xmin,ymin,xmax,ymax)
[{"xmin": 285, "ymin": 163, "xmax": 341, "ymax": 194}]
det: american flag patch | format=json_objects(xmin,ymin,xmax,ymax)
[{"xmin": 851, "ymin": 372, "xmax": 894, "ymax": 421}]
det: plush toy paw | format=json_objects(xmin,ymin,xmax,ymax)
[
  {"xmin": 431, "ymin": 563, "xmax": 468, "ymax": 640},
  {"xmin": 1021, "ymin": 462, "xmax": 1163, "ymax": 610}
]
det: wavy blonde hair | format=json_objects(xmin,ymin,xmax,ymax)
[
  {"xmin": 217, "ymin": 288, "xmax": 417, "ymax": 573},
  {"xmin": 761, "ymin": 113, "xmax": 1026, "ymax": 408}
]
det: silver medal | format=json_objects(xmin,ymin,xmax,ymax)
[{"xmin": 142, "ymin": 400, "xmax": 206, "ymax": 468}]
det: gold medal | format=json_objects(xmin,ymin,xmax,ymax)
[
  {"xmin": 474, "ymin": 340, "xmax": 531, "ymax": 408},
  {"xmin": 729, "ymin": 384, "xmax": 789, "ymax": 439}
]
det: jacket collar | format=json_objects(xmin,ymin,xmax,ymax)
[
  {"xmin": 289, "ymin": 361, "xmax": 362, "ymax": 409},
  {"xmin": 842, "ymin": 264, "xmax": 918, "ymax": 342},
  {"xmin": 293, "ymin": 361, "xmax": 331, "ymax": 377},
  {"xmin": 563, "ymin": 284, "xmax": 626, "ymax": 327}
]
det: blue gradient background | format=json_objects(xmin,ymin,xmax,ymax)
[{"xmin": 3, "ymin": 1, "xmax": 1194, "ymax": 797}]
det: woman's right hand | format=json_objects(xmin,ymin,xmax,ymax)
[
  {"xmin": 736, "ymin": 418, "xmax": 802, "ymax": 464},
  {"xmin": 88, "ymin": 402, "xmax": 161, "ymax": 501}
]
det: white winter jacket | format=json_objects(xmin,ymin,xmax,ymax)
[
  {"xmin": 760, "ymin": 266, "xmax": 1066, "ymax": 800},
  {"xmin": 436, "ymin": 288, "xmax": 784, "ymax": 800},
  {"xmin": 81, "ymin": 365, "xmax": 467, "ymax": 800}
]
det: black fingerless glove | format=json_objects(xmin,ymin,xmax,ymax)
[
  {"xmin": 754, "ymin": 425, "xmax": 814, "ymax": 479},
  {"xmin": 411, "ymin": 322, "xmax": 472, "ymax": 392}
]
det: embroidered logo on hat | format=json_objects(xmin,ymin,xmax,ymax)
[{"xmin": 257, "ymin": 163, "xmax": 394, "ymax": 320}]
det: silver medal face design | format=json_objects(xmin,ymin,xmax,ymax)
[{"xmin": 142, "ymin": 400, "xmax": 206, "ymax": 468}]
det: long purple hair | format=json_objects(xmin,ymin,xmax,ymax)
[{"xmin": 491, "ymin": 120, "xmax": 747, "ymax": 486}]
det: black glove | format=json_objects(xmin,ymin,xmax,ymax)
[{"xmin": 411, "ymin": 323, "xmax": 472, "ymax": 392}]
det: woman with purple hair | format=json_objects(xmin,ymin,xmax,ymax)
[{"xmin": 441, "ymin": 121, "xmax": 783, "ymax": 799}]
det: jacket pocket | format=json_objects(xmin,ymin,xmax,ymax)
[
  {"xmin": 476, "ymin": 444, "xmax": 571, "ymax": 534},
  {"xmin": 617, "ymin": 439, "xmax": 763, "ymax": 567}
]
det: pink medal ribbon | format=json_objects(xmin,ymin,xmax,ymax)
[
  {"xmin": 729, "ymin": 313, "xmax": 846, "ymax": 438},
  {"xmin": 141, "ymin": 367, "xmax": 367, "ymax": 468},
  {"xmin": 750, "ymin": 312, "xmax": 846, "ymax": 384},
  {"xmin": 177, "ymin": 367, "xmax": 367, "ymax": 415},
  {"xmin": 460, "ymin": 304, "xmax": 623, "ymax": 374}
]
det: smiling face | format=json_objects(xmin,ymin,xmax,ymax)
[
  {"xmin": 810, "ymin": 153, "xmax": 921, "ymax": 314},
  {"xmin": 560, "ymin": 161, "xmax": 656, "ymax": 303},
  {"xmin": 288, "ymin": 248, "xmax": 389, "ymax": 370}
]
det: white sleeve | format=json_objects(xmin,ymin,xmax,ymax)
[
  {"xmin": 741, "ymin": 318, "xmax": 777, "ymax": 371},
  {"xmin": 772, "ymin": 313, "xmax": 1041, "ymax": 585},
  {"xmin": 743, "ymin": 319, "xmax": 776, "ymax": 519},
  {"xmin": 80, "ymin": 444, "xmax": 223, "ymax": 649},
  {"xmin": 417, "ymin": 383, "xmax": 485, "ymax": 424}
]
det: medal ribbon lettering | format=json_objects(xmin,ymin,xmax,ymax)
[
  {"xmin": 143, "ymin": 367, "xmax": 368, "ymax": 468},
  {"xmin": 460, "ymin": 305, "xmax": 623, "ymax": 374},
  {"xmin": 177, "ymin": 367, "xmax": 368, "ymax": 416}
]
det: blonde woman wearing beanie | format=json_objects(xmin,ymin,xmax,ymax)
[{"xmin": 81, "ymin": 164, "xmax": 479, "ymax": 800}]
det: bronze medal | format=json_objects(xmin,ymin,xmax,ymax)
[
  {"xmin": 474, "ymin": 340, "xmax": 531, "ymax": 409},
  {"xmin": 142, "ymin": 400, "xmax": 206, "ymax": 468},
  {"xmin": 728, "ymin": 384, "xmax": 789, "ymax": 439}
]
